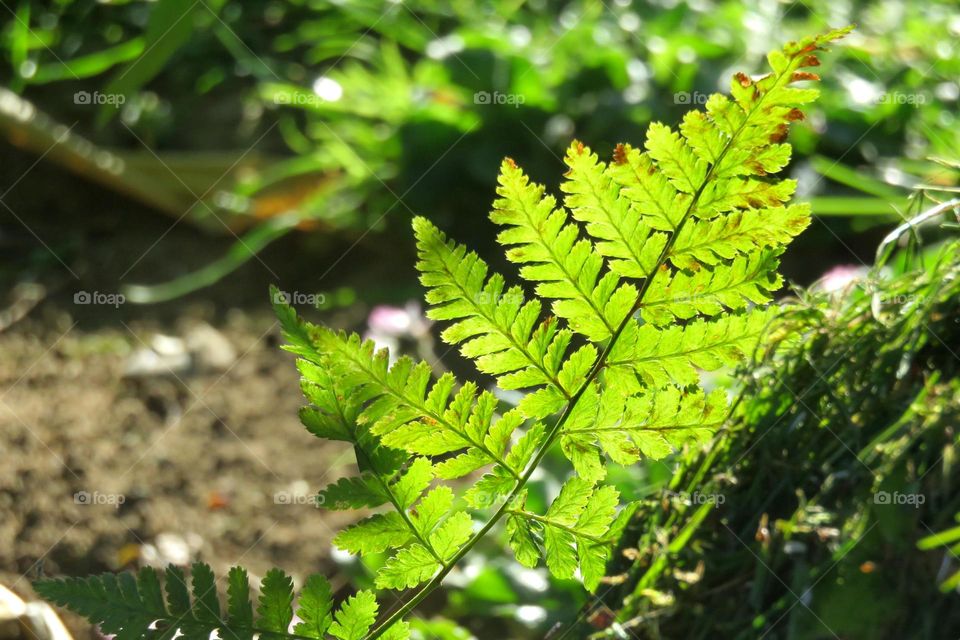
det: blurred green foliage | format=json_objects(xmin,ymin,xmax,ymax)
[{"xmin": 3, "ymin": 0, "xmax": 960, "ymax": 299}]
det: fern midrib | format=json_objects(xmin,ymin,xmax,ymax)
[
  {"xmin": 505, "ymin": 508, "xmax": 609, "ymax": 545},
  {"xmin": 668, "ymin": 214, "xmax": 771, "ymax": 263},
  {"xmin": 607, "ymin": 325, "xmax": 763, "ymax": 368},
  {"xmin": 565, "ymin": 419, "xmax": 726, "ymax": 435},
  {"xmin": 336, "ymin": 343, "xmax": 521, "ymax": 481},
  {"xmin": 434, "ymin": 247, "xmax": 571, "ymax": 401},
  {"xmin": 368, "ymin": 51, "xmax": 802, "ymax": 640}
]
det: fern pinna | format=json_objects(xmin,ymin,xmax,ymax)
[{"xmin": 34, "ymin": 28, "xmax": 849, "ymax": 640}]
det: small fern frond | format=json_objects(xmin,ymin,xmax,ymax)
[
  {"xmin": 33, "ymin": 564, "xmax": 409, "ymax": 640},
  {"xmin": 276, "ymin": 298, "xmax": 500, "ymax": 590},
  {"xmin": 279, "ymin": 305, "xmax": 523, "ymax": 479},
  {"xmin": 668, "ymin": 203, "xmax": 810, "ymax": 270},
  {"xmin": 639, "ymin": 249, "xmax": 784, "ymax": 325},
  {"xmin": 505, "ymin": 479, "xmax": 636, "ymax": 591}
]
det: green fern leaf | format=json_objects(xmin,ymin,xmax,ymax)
[
  {"xmin": 33, "ymin": 571, "xmax": 164, "ymax": 640},
  {"xmin": 334, "ymin": 512, "xmax": 413, "ymax": 555},
  {"xmin": 34, "ymin": 565, "xmax": 407, "ymax": 640},
  {"xmin": 374, "ymin": 544, "xmax": 440, "ymax": 590},
  {"xmin": 190, "ymin": 562, "xmax": 220, "ymax": 624},
  {"xmin": 669, "ymin": 203, "xmax": 810, "ymax": 270},
  {"xmin": 561, "ymin": 141, "xmax": 668, "ymax": 279},
  {"xmin": 505, "ymin": 479, "xmax": 626, "ymax": 589},
  {"xmin": 36, "ymin": 29, "xmax": 850, "ymax": 634},
  {"xmin": 256, "ymin": 569, "xmax": 294, "ymax": 638},
  {"xmin": 491, "ymin": 159, "xmax": 638, "ymax": 342},
  {"xmin": 391, "ymin": 457, "xmax": 434, "ymax": 510},
  {"xmin": 319, "ymin": 475, "xmax": 389, "ymax": 511},
  {"xmin": 226, "ymin": 567, "xmax": 253, "ymax": 640},
  {"xmin": 293, "ymin": 575, "xmax": 334, "ymax": 639},
  {"xmin": 411, "ymin": 485, "xmax": 455, "ymax": 536},
  {"xmin": 607, "ymin": 307, "xmax": 779, "ymax": 389},
  {"xmin": 430, "ymin": 511, "xmax": 475, "ymax": 560},
  {"xmin": 327, "ymin": 591, "xmax": 378, "ymax": 640},
  {"xmin": 640, "ymin": 249, "xmax": 784, "ymax": 325},
  {"xmin": 164, "ymin": 565, "xmax": 190, "ymax": 618},
  {"xmin": 414, "ymin": 217, "xmax": 572, "ymax": 400}
]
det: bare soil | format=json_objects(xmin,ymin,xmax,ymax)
[{"xmin": 0, "ymin": 148, "xmax": 410, "ymax": 637}]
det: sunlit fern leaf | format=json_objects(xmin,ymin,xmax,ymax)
[
  {"xmin": 413, "ymin": 217, "xmax": 572, "ymax": 398},
  {"xmin": 491, "ymin": 159, "xmax": 638, "ymax": 342},
  {"xmin": 505, "ymin": 480, "xmax": 624, "ymax": 591},
  {"xmin": 33, "ymin": 564, "xmax": 409, "ymax": 640},
  {"xmin": 607, "ymin": 307, "xmax": 780, "ymax": 389},
  {"xmin": 295, "ymin": 325, "xmax": 524, "ymax": 478},
  {"xmin": 294, "ymin": 575, "xmax": 334, "ymax": 638},
  {"xmin": 668, "ymin": 203, "xmax": 811, "ymax": 270},
  {"xmin": 561, "ymin": 141, "xmax": 668, "ymax": 280},
  {"xmin": 640, "ymin": 249, "xmax": 785, "ymax": 325}
]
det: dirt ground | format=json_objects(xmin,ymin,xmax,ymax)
[{"xmin": 0, "ymin": 149, "xmax": 413, "ymax": 637}]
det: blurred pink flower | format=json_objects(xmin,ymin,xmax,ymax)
[
  {"xmin": 367, "ymin": 302, "xmax": 429, "ymax": 338},
  {"xmin": 816, "ymin": 264, "xmax": 868, "ymax": 293}
]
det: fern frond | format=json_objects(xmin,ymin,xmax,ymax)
[
  {"xmin": 640, "ymin": 249, "xmax": 784, "ymax": 325},
  {"xmin": 668, "ymin": 203, "xmax": 810, "ymax": 270},
  {"xmin": 275, "ymin": 301, "xmax": 492, "ymax": 590},
  {"xmin": 313, "ymin": 328, "xmax": 523, "ymax": 476},
  {"xmin": 33, "ymin": 564, "xmax": 409, "ymax": 640},
  {"xmin": 277, "ymin": 298, "xmax": 528, "ymax": 480},
  {"xmin": 35, "ymin": 28, "xmax": 851, "ymax": 640}
]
